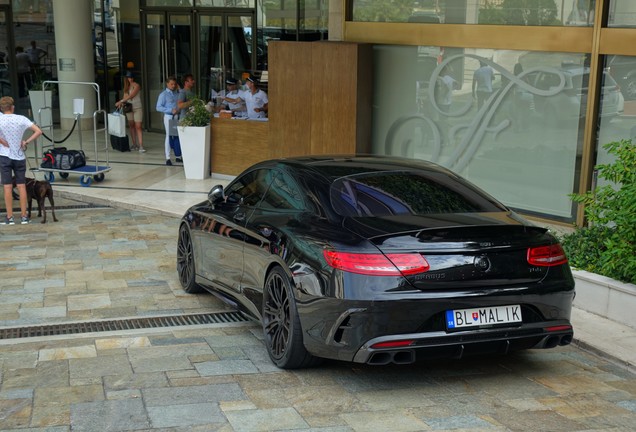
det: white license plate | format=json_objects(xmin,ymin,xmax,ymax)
[{"xmin": 445, "ymin": 305, "xmax": 522, "ymax": 330}]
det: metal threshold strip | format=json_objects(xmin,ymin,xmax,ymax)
[{"xmin": 0, "ymin": 312, "xmax": 249, "ymax": 340}]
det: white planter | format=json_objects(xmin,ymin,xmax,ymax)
[
  {"xmin": 178, "ymin": 125, "xmax": 211, "ymax": 180},
  {"xmin": 573, "ymin": 269, "xmax": 636, "ymax": 329},
  {"xmin": 29, "ymin": 90, "xmax": 53, "ymax": 127}
]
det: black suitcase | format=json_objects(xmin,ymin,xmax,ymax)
[{"xmin": 110, "ymin": 134, "xmax": 130, "ymax": 152}]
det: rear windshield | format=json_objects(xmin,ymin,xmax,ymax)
[{"xmin": 329, "ymin": 171, "xmax": 506, "ymax": 217}]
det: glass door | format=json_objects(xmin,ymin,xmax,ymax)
[
  {"xmin": 198, "ymin": 13, "xmax": 254, "ymax": 104},
  {"xmin": 0, "ymin": 7, "xmax": 15, "ymax": 101},
  {"xmin": 142, "ymin": 12, "xmax": 193, "ymax": 132}
]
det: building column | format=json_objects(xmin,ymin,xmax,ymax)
[{"xmin": 52, "ymin": 0, "xmax": 96, "ymax": 130}]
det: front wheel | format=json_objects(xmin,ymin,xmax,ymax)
[
  {"xmin": 262, "ymin": 267, "xmax": 319, "ymax": 369},
  {"xmin": 177, "ymin": 224, "xmax": 203, "ymax": 293}
]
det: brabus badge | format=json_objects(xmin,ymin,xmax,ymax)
[{"xmin": 474, "ymin": 255, "xmax": 490, "ymax": 271}]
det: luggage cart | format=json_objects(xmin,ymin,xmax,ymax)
[{"xmin": 32, "ymin": 81, "xmax": 111, "ymax": 187}]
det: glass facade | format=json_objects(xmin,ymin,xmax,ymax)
[
  {"xmin": 597, "ymin": 54, "xmax": 636, "ymax": 188},
  {"xmin": 372, "ymin": 46, "xmax": 595, "ymax": 219},
  {"xmin": 352, "ymin": 0, "xmax": 596, "ymax": 26},
  {"xmin": 346, "ymin": 0, "xmax": 636, "ymax": 224},
  {"xmin": 609, "ymin": 0, "xmax": 636, "ymax": 26}
]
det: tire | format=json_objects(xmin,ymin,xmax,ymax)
[
  {"xmin": 176, "ymin": 224, "xmax": 203, "ymax": 293},
  {"xmin": 80, "ymin": 175, "xmax": 92, "ymax": 187},
  {"xmin": 94, "ymin": 173, "xmax": 105, "ymax": 182},
  {"xmin": 60, "ymin": 172, "xmax": 69, "ymax": 179},
  {"xmin": 44, "ymin": 172, "xmax": 54, "ymax": 182},
  {"xmin": 262, "ymin": 266, "xmax": 319, "ymax": 369}
]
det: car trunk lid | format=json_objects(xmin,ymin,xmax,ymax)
[{"xmin": 342, "ymin": 213, "xmax": 553, "ymax": 289}]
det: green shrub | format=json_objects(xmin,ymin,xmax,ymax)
[
  {"xmin": 562, "ymin": 139, "xmax": 636, "ymax": 284},
  {"xmin": 179, "ymin": 97, "xmax": 211, "ymax": 128}
]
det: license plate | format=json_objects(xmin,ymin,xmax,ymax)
[{"xmin": 446, "ymin": 305, "xmax": 522, "ymax": 330}]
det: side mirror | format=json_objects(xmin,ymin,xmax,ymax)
[{"xmin": 208, "ymin": 184, "xmax": 225, "ymax": 204}]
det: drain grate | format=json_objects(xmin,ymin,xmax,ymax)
[{"xmin": 0, "ymin": 312, "xmax": 250, "ymax": 340}]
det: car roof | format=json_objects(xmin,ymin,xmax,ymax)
[{"xmin": 253, "ymin": 155, "xmax": 456, "ymax": 181}]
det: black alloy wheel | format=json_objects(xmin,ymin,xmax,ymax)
[
  {"xmin": 262, "ymin": 266, "xmax": 318, "ymax": 369},
  {"xmin": 176, "ymin": 224, "xmax": 202, "ymax": 293}
]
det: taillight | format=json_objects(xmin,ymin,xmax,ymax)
[
  {"xmin": 545, "ymin": 325, "xmax": 572, "ymax": 332},
  {"xmin": 323, "ymin": 250, "xmax": 430, "ymax": 276},
  {"xmin": 371, "ymin": 339, "xmax": 415, "ymax": 349},
  {"xmin": 527, "ymin": 244, "xmax": 568, "ymax": 267}
]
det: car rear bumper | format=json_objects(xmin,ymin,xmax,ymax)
[
  {"xmin": 352, "ymin": 321, "xmax": 573, "ymax": 365},
  {"xmin": 296, "ymin": 288, "xmax": 575, "ymax": 364}
]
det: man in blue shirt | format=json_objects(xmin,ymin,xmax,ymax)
[{"xmin": 155, "ymin": 76, "xmax": 180, "ymax": 166}]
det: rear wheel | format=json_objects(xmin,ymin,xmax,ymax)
[
  {"xmin": 262, "ymin": 266, "xmax": 319, "ymax": 369},
  {"xmin": 177, "ymin": 224, "xmax": 203, "ymax": 293}
]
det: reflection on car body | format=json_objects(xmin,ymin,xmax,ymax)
[{"xmin": 177, "ymin": 156, "xmax": 575, "ymax": 369}]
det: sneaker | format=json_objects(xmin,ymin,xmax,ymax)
[
  {"xmin": 3, "ymin": 216, "xmax": 15, "ymax": 225},
  {"xmin": 166, "ymin": 159, "xmax": 173, "ymax": 166},
  {"xmin": 175, "ymin": 157, "xmax": 183, "ymax": 163},
  {"xmin": 20, "ymin": 216, "xmax": 29, "ymax": 225},
  {"xmin": 139, "ymin": 148, "xmax": 146, "ymax": 153}
]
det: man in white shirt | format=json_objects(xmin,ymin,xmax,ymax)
[
  {"xmin": 240, "ymin": 74, "xmax": 268, "ymax": 119},
  {"xmin": 27, "ymin": 40, "xmax": 47, "ymax": 73},
  {"xmin": 212, "ymin": 77, "xmax": 245, "ymax": 114},
  {"xmin": 0, "ymin": 96, "xmax": 42, "ymax": 224}
]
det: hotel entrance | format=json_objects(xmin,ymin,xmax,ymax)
[{"xmin": 140, "ymin": 9, "xmax": 254, "ymax": 133}]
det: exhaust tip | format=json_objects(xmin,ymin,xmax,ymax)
[
  {"xmin": 367, "ymin": 350, "xmax": 416, "ymax": 365},
  {"xmin": 393, "ymin": 350, "xmax": 415, "ymax": 365},
  {"xmin": 544, "ymin": 336, "xmax": 560, "ymax": 349},
  {"xmin": 367, "ymin": 352, "xmax": 392, "ymax": 366},
  {"xmin": 559, "ymin": 334, "xmax": 573, "ymax": 346}
]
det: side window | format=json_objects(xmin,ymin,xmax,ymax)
[
  {"xmin": 260, "ymin": 170, "xmax": 305, "ymax": 210},
  {"xmin": 225, "ymin": 169, "xmax": 272, "ymax": 207}
]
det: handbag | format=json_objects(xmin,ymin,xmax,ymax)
[
  {"xmin": 123, "ymin": 102, "xmax": 133, "ymax": 113},
  {"xmin": 168, "ymin": 114, "xmax": 179, "ymax": 136},
  {"xmin": 108, "ymin": 108, "xmax": 126, "ymax": 137}
]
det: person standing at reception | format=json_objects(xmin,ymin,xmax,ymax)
[
  {"xmin": 239, "ymin": 74, "xmax": 268, "ymax": 119},
  {"xmin": 155, "ymin": 76, "xmax": 181, "ymax": 166}
]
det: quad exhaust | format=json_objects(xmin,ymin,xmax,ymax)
[{"xmin": 367, "ymin": 350, "xmax": 416, "ymax": 365}]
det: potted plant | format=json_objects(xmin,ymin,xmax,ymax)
[
  {"xmin": 178, "ymin": 97, "xmax": 212, "ymax": 179},
  {"xmin": 561, "ymin": 139, "xmax": 636, "ymax": 328},
  {"xmin": 29, "ymin": 76, "xmax": 55, "ymax": 127}
]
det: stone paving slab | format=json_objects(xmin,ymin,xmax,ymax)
[{"xmin": 1, "ymin": 207, "xmax": 635, "ymax": 431}]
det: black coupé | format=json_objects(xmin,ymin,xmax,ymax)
[{"xmin": 177, "ymin": 156, "xmax": 575, "ymax": 369}]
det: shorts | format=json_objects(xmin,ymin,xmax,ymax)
[
  {"xmin": 0, "ymin": 156, "xmax": 27, "ymax": 185},
  {"xmin": 126, "ymin": 108, "xmax": 143, "ymax": 123}
]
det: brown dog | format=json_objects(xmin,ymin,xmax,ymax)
[{"xmin": 12, "ymin": 177, "xmax": 58, "ymax": 223}]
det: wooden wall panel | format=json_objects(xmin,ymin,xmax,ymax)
[
  {"xmin": 268, "ymin": 40, "xmax": 372, "ymax": 157},
  {"xmin": 269, "ymin": 41, "xmax": 314, "ymax": 157},
  {"xmin": 211, "ymin": 118, "xmax": 269, "ymax": 176},
  {"xmin": 311, "ymin": 42, "xmax": 359, "ymax": 154}
]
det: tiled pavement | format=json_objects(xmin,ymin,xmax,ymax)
[
  {"xmin": 1, "ymin": 131, "xmax": 635, "ymax": 431},
  {"xmin": 0, "ymin": 204, "xmax": 635, "ymax": 431}
]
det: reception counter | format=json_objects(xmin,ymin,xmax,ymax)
[{"xmin": 210, "ymin": 117, "xmax": 269, "ymax": 176}]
